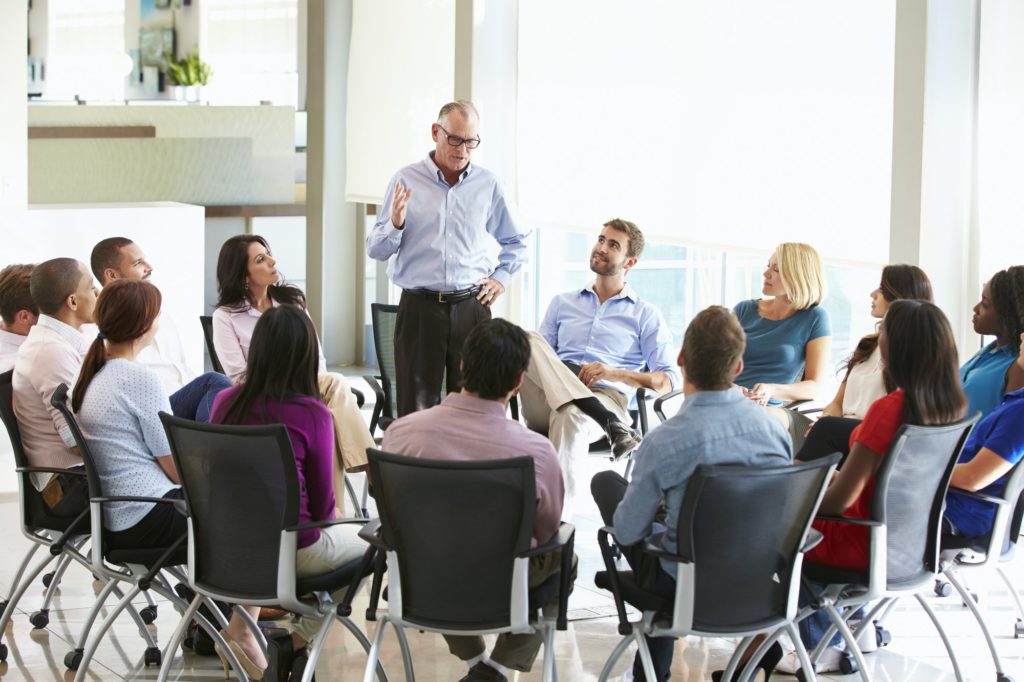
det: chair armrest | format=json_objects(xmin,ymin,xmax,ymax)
[
  {"xmin": 284, "ymin": 517, "xmax": 370, "ymax": 533},
  {"xmin": 49, "ymin": 507, "xmax": 91, "ymax": 555},
  {"xmin": 15, "ymin": 466, "xmax": 86, "ymax": 477},
  {"xmin": 93, "ymin": 496, "xmax": 179, "ymax": 505},
  {"xmin": 653, "ymin": 389, "xmax": 683, "ymax": 423},
  {"xmin": 797, "ymin": 407, "xmax": 824, "ymax": 417},
  {"xmin": 947, "ymin": 486, "xmax": 1007, "ymax": 506},
  {"xmin": 356, "ymin": 518, "xmax": 391, "ymax": 551},
  {"xmin": 802, "ymin": 529, "xmax": 824, "ymax": 553},
  {"xmin": 783, "ymin": 399, "xmax": 810, "ymax": 410},
  {"xmin": 336, "ymin": 545, "xmax": 379, "ymax": 618},
  {"xmin": 350, "ymin": 386, "xmax": 365, "ymax": 409},
  {"xmin": 596, "ymin": 526, "xmax": 634, "ymax": 636},
  {"xmin": 520, "ymin": 523, "xmax": 575, "ymax": 558},
  {"xmin": 364, "ymin": 375, "xmax": 385, "ymax": 433},
  {"xmin": 814, "ymin": 514, "xmax": 883, "ymax": 527},
  {"xmin": 138, "ymin": 534, "xmax": 187, "ymax": 591}
]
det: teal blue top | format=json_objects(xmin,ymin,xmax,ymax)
[{"xmin": 960, "ymin": 341, "xmax": 1016, "ymax": 417}]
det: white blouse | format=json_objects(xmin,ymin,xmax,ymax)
[{"xmin": 842, "ymin": 345, "xmax": 887, "ymax": 419}]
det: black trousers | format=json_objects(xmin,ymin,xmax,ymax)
[
  {"xmin": 591, "ymin": 471, "xmax": 676, "ymax": 682},
  {"xmin": 796, "ymin": 416, "xmax": 861, "ymax": 466},
  {"xmin": 394, "ymin": 290, "xmax": 490, "ymax": 417},
  {"xmin": 106, "ymin": 488, "xmax": 187, "ymax": 551}
]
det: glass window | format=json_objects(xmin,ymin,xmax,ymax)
[{"xmin": 44, "ymin": 0, "xmax": 126, "ymax": 101}]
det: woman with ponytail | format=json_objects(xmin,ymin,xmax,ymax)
[{"xmin": 73, "ymin": 279, "xmax": 185, "ymax": 550}]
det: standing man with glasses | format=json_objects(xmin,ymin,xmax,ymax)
[{"xmin": 367, "ymin": 100, "xmax": 529, "ymax": 416}]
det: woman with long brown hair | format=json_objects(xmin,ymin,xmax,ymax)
[{"xmin": 73, "ymin": 279, "xmax": 185, "ymax": 550}]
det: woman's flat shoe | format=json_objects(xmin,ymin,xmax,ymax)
[
  {"xmin": 214, "ymin": 629, "xmax": 266, "ymax": 680},
  {"xmin": 711, "ymin": 641, "xmax": 784, "ymax": 682}
]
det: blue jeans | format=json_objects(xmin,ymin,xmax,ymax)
[
  {"xmin": 169, "ymin": 372, "xmax": 232, "ymax": 423},
  {"xmin": 798, "ymin": 581, "xmax": 865, "ymax": 650}
]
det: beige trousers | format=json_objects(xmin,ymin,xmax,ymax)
[
  {"xmin": 518, "ymin": 332, "xmax": 630, "ymax": 504},
  {"xmin": 292, "ymin": 523, "xmax": 369, "ymax": 644}
]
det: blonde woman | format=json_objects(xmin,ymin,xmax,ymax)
[{"xmin": 732, "ymin": 243, "xmax": 831, "ymax": 407}]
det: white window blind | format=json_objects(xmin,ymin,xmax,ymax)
[
  {"xmin": 345, "ymin": 0, "xmax": 455, "ymax": 204},
  {"xmin": 46, "ymin": 0, "xmax": 125, "ymax": 100},
  {"xmin": 204, "ymin": 0, "xmax": 298, "ymax": 106},
  {"xmin": 517, "ymin": 1, "xmax": 896, "ymax": 264}
]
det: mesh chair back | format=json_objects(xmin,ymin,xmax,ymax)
[
  {"xmin": 50, "ymin": 384, "xmax": 105, "ymax": 503},
  {"xmin": 160, "ymin": 413, "xmax": 299, "ymax": 601},
  {"xmin": 370, "ymin": 304, "xmax": 399, "ymax": 422},
  {"xmin": 199, "ymin": 315, "xmax": 225, "ymax": 375},
  {"xmin": 676, "ymin": 457, "xmax": 837, "ymax": 632},
  {"xmin": 0, "ymin": 370, "xmax": 64, "ymax": 530},
  {"xmin": 367, "ymin": 448, "xmax": 536, "ymax": 630},
  {"xmin": 991, "ymin": 460, "xmax": 1024, "ymax": 556},
  {"xmin": 872, "ymin": 416, "xmax": 978, "ymax": 587}
]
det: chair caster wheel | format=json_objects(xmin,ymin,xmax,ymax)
[
  {"xmin": 140, "ymin": 605, "xmax": 158, "ymax": 624},
  {"xmin": 42, "ymin": 572, "xmax": 54, "ymax": 588},
  {"xmin": 65, "ymin": 648, "xmax": 84, "ymax": 670},
  {"xmin": 840, "ymin": 653, "xmax": 858, "ymax": 675},
  {"xmin": 997, "ymin": 674, "xmax": 1014, "ymax": 682},
  {"xmin": 934, "ymin": 579, "xmax": 953, "ymax": 597},
  {"xmin": 0, "ymin": 642, "xmax": 8, "ymax": 662},
  {"xmin": 876, "ymin": 625, "xmax": 892, "ymax": 647},
  {"xmin": 29, "ymin": 610, "xmax": 49, "ymax": 629},
  {"xmin": 144, "ymin": 646, "xmax": 161, "ymax": 667},
  {"xmin": 962, "ymin": 592, "xmax": 979, "ymax": 607},
  {"xmin": 796, "ymin": 669, "xmax": 810, "ymax": 682},
  {"xmin": 1015, "ymin": 619, "xmax": 1024, "ymax": 639}
]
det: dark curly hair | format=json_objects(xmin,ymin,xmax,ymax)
[
  {"xmin": 215, "ymin": 234, "xmax": 306, "ymax": 311},
  {"xmin": 989, "ymin": 265, "xmax": 1024, "ymax": 354}
]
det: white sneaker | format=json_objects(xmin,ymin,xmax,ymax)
[
  {"xmin": 850, "ymin": 619, "xmax": 878, "ymax": 653},
  {"xmin": 775, "ymin": 646, "xmax": 844, "ymax": 675}
]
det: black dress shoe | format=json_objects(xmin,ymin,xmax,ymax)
[
  {"xmin": 605, "ymin": 420, "xmax": 642, "ymax": 460},
  {"xmin": 711, "ymin": 642, "xmax": 783, "ymax": 682},
  {"xmin": 458, "ymin": 661, "xmax": 508, "ymax": 682}
]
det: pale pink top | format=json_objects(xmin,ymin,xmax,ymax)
[
  {"xmin": 212, "ymin": 301, "xmax": 327, "ymax": 383},
  {"xmin": 0, "ymin": 328, "xmax": 27, "ymax": 373},
  {"xmin": 11, "ymin": 315, "xmax": 88, "ymax": 489}
]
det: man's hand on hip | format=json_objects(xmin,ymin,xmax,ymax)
[{"xmin": 475, "ymin": 277, "xmax": 505, "ymax": 307}]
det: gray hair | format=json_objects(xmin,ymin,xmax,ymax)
[{"xmin": 437, "ymin": 100, "xmax": 479, "ymax": 124}]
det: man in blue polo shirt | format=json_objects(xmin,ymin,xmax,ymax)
[{"xmin": 519, "ymin": 219, "xmax": 680, "ymax": 504}]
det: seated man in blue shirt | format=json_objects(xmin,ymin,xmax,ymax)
[
  {"xmin": 591, "ymin": 305, "xmax": 792, "ymax": 681},
  {"xmin": 518, "ymin": 219, "xmax": 679, "ymax": 505}
]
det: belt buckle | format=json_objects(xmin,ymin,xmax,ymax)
[{"xmin": 438, "ymin": 291, "xmax": 447, "ymax": 303}]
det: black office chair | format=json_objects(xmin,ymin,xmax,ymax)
[
  {"xmin": 364, "ymin": 303, "xmax": 399, "ymax": 435},
  {"xmin": 593, "ymin": 456, "xmax": 840, "ymax": 682},
  {"xmin": 359, "ymin": 448, "xmax": 575, "ymax": 682},
  {"xmin": 930, "ymin": 461, "xmax": 1024, "ymax": 682},
  {"xmin": 157, "ymin": 413, "xmax": 383, "ymax": 682},
  {"xmin": 49, "ymin": 383, "xmax": 229, "ymax": 680},
  {"xmin": 198, "ymin": 314, "xmax": 225, "ymax": 374},
  {"xmin": 0, "ymin": 370, "xmax": 90, "ymax": 662},
  {"xmin": 793, "ymin": 415, "xmax": 980, "ymax": 681}
]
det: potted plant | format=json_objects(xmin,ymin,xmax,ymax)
[{"xmin": 167, "ymin": 51, "xmax": 212, "ymax": 102}]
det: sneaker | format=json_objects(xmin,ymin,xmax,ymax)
[
  {"xmin": 605, "ymin": 420, "xmax": 642, "ymax": 460},
  {"xmin": 850, "ymin": 619, "xmax": 878, "ymax": 653},
  {"xmin": 775, "ymin": 646, "xmax": 844, "ymax": 675},
  {"xmin": 459, "ymin": 661, "xmax": 508, "ymax": 682}
]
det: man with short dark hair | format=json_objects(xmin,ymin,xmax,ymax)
[
  {"xmin": 0, "ymin": 263, "xmax": 39, "ymax": 371},
  {"xmin": 383, "ymin": 319, "xmax": 570, "ymax": 682},
  {"xmin": 90, "ymin": 237, "xmax": 230, "ymax": 421},
  {"xmin": 12, "ymin": 258, "xmax": 97, "ymax": 515},
  {"xmin": 591, "ymin": 305, "xmax": 792, "ymax": 681},
  {"xmin": 520, "ymin": 219, "xmax": 679, "ymax": 506},
  {"xmin": 367, "ymin": 100, "xmax": 529, "ymax": 417}
]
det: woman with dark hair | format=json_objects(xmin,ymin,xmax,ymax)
[
  {"xmin": 73, "ymin": 279, "xmax": 185, "ymax": 550},
  {"xmin": 210, "ymin": 305, "xmax": 367, "ymax": 680},
  {"xmin": 960, "ymin": 265, "xmax": 1024, "ymax": 416},
  {"xmin": 796, "ymin": 264, "xmax": 933, "ymax": 463},
  {"xmin": 211, "ymin": 234, "xmax": 374, "ymax": 485},
  {"xmin": 776, "ymin": 300, "xmax": 968, "ymax": 674}
]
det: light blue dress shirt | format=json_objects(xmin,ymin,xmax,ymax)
[
  {"xmin": 960, "ymin": 341, "xmax": 1016, "ymax": 417},
  {"xmin": 612, "ymin": 388, "xmax": 793, "ymax": 577},
  {"xmin": 539, "ymin": 284, "xmax": 681, "ymax": 397},
  {"xmin": 365, "ymin": 153, "xmax": 529, "ymax": 291}
]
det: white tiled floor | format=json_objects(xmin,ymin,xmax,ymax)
[{"xmin": 2, "ymin": 376, "xmax": 1023, "ymax": 680}]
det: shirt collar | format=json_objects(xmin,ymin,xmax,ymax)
[
  {"xmin": 441, "ymin": 392, "xmax": 507, "ymax": 417},
  {"xmin": 0, "ymin": 328, "xmax": 25, "ymax": 344},
  {"xmin": 425, "ymin": 152, "xmax": 473, "ymax": 184},
  {"xmin": 1005, "ymin": 387, "xmax": 1024, "ymax": 402},
  {"xmin": 37, "ymin": 314, "xmax": 86, "ymax": 349},
  {"xmin": 679, "ymin": 387, "xmax": 746, "ymax": 410},
  {"xmin": 578, "ymin": 282, "xmax": 638, "ymax": 303}
]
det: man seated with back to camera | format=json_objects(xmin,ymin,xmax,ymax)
[
  {"xmin": 383, "ymin": 318, "xmax": 573, "ymax": 682},
  {"xmin": 591, "ymin": 306, "xmax": 792, "ymax": 682},
  {"xmin": 0, "ymin": 263, "xmax": 39, "ymax": 372},
  {"xmin": 520, "ymin": 219, "xmax": 679, "ymax": 511},
  {"xmin": 90, "ymin": 237, "xmax": 231, "ymax": 422}
]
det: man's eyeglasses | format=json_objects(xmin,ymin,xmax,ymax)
[{"xmin": 437, "ymin": 124, "xmax": 481, "ymax": 150}]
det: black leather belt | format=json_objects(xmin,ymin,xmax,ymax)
[{"xmin": 404, "ymin": 285, "xmax": 482, "ymax": 303}]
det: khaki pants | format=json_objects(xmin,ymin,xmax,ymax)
[
  {"xmin": 518, "ymin": 332, "xmax": 630, "ymax": 504},
  {"xmin": 292, "ymin": 523, "xmax": 369, "ymax": 644},
  {"xmin": 443, "ymin": 548, "xmax": 577, "ymax": 672}
]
